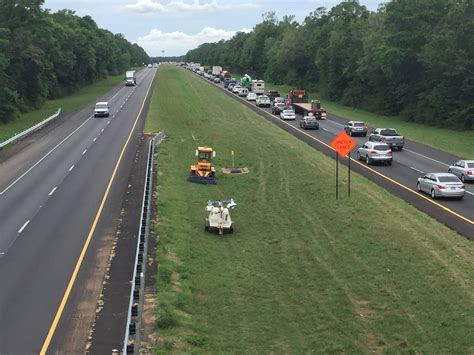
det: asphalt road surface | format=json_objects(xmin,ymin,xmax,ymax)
[
  {"xmin": 0, "ymin": 67, "xmax": 156, "ymax": 352},
  {"xmin": 196, "ymin": 70, "xmax": 473, "ymax": 238}
]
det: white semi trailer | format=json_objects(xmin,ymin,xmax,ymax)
[{"xmin": 125, "ymin": 71, "xmax": 136, "ymax": 86}]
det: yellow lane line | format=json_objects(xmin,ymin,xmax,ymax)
[
  {"xmin": 212, "ymin": 76, "xmax": 473, "ymax": 226},
  {"xmin": 40, "ymin": 70, "xmax": 156, "ymax": 354}
]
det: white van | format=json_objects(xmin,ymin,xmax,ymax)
[{"xmin": 94, "ymin": 102, "xmax": 110, "ymax": 117}]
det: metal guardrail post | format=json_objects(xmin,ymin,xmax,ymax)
[
  {"xmin": 122, "ymin": 131, "xmax": 165, "ymax": 353},
  {"xmin": 0, "ymin": 108, "xmax": 61, "ymax": 149}
]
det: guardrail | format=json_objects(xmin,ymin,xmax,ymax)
[
  {"xmin": 122, "ymin": 131, "xmax": 165, "ymax": 354},
  {"xmin": 0, "ymin": 108, "xmax": 61, "ymax": 150}
]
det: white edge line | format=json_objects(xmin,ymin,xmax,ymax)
[
  {"xmin": 0, "ymin": 115, "xmax": 93, "ymax": 195},
  {"xmin": 465, "ymin": 191, "xmax": 474, "ymax": 196},
  {"xmin": 69, "ymin": 165, "xmax": 74, "ymax": 172},
  {"xmin": 18, "ymin": 220, "xmax": 30, "ymax": 234},
  {"xmin": 48, "ymin": 186, "xmax": 57, "ymax": 196},
  {"xmin": 404, "ymin": 148, "xmax": 450, "ymax": 167},
  {"xmin": 410, "ymin": 167, "xmax": 425, "ymax": 174},
  {"xmin": 82, "ymin": 149, "xmax": 87, "ymax": 155}
]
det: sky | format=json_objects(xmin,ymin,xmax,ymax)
[{"xmin": 43, "ymin": 0, "xmax": 384, "ymax": 57}]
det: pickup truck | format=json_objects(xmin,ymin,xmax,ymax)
[{"xmin": 369, "ymin": 128, "xmax": 404, "ymax": 150}]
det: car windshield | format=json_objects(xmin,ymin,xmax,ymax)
[
  {"xmin": 381, "ymin": 129, "xmax": 398, "ymax": 136},
  {"xmin": 354, "ymin": 122, "xmax": 365, "ymax": 127},
  {"xmin": 305, "ymin": 117, "xmax": 316, "ymax": 122},
  {"xmin": 438, "ymin": 176, "xmax": 460, "ymax": 183},
  {"xmin": 260, "ymin": 96, "xmax": 269, "ymax": 100},
  {"xmin": 374, "ymin": 145, "xmax": 389, "ymax": 151},
  {"xmin": 283, "ymin": 110, "xmax": 295, "ymax": 114},
  {"xmin": 467, "ymin": 163, "xmax": 474, "ymax": 168},
  {"xmin": 275, "ymin": 98, "xmax": 285, "ymax": 103},
  {"xmin": 95, "ymin": 104, "xmax": 107, "ymax": 109}
]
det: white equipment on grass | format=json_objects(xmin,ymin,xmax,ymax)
[{"xmin": 204, "ymin": 199, "xmax": 237, "ymax": 235}]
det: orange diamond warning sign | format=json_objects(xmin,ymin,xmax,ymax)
[{"xmin": 331, "ymin": 131, "xmax": 357, "ymax": 157}]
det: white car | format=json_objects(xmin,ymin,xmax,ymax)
[
  {"xmin": 246, "ymin": 92, "xmax": 257, "ymax": 101},
  {"xmin": 94, "ymin": 102, "xmax": 109, "ymax": 117},
  {"xmin": 256, "ymin": 95, "xmax": 271, "ymax": 107},
  {"xmin": 232, "ymin": 85, "xmax": 242, "ymax": 94},
  {"xmin": 280, "ymin": 109, "xmax": 296, "ymax": 120}
]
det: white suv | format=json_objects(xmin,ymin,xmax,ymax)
[{"xmin": 256, "ymin": 95, "xmax": 271, "ymax": 107}]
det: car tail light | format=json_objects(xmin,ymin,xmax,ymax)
[
  {"xmin": 436, "ymin": 185, "xmax": 446, "ymax": 189},
  {"xmin": 467, "ymin": 170, "xmax": 473, "ymax": 176},
  {"xmin": 461, "ymin": 185, "xmax": 465, "ymax": 189},
  {"xmin": 370, "ymin": 150, "xmax": 377, "ymax": 155},
  {"xmin": 364, "ymin": 125, "xmax": 368, "ymax": 130},
  {"xmin": 387, "ymin": 150, "xmax": 392, "ymax": 155}
]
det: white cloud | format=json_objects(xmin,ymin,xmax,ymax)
[
  {"xmin": 137, "ymin": 26, "xmax": 249, "ymax": 56},
  {"xmin": 124, "ymin": 0, "xmax": 260, "ymax": 13}
]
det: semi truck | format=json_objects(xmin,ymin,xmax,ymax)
[
  {"xmin": 240, "ymin": 74, "xmax": 252, "ymax": 89},
  {"xmin": 286, "ymin": 90, "xmax": 308, "ymax": 113},
  {"xmin": 212, "ymin": 66, "xmax": 222, "ymax": 76},
  {"xmin": 220, "ymin": 70, "xmax": 231, "ymax": 81},
  {"xmin": 287, "ymin": 90, "xmax": 326, "ymax": 119},
  {"xmin": 125, "ymin": 71, "xmax": 136, "ymax": 86},
  {"xmin": 293, "ymin": 100, "xmax": 327, "ymax": 119},
  {"xmin": 251, "ymin": 80, "xmax": 265, "ymax": 95}
]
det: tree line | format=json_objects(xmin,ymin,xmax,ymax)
[
  {"xmin": 0, "ymin": 0, "xmax": 149, "ymax": 123},
  {"xmin": 150, "ymin": 56, "xmax": 185, "ymax": 63},
  {"xmin": 186, "ymin": 0, "xmax": 474, "ymax": 130}
]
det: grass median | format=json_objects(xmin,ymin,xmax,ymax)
[
  {"xmin": 0, "ymin": 73, "xmax": 129, "ymax": 143},
  {"xmin": 146, "ymin": 65, "xmax": 474, "ymax": 353}
]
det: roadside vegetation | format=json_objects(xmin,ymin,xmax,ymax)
[
  {"xmin": 146, "ymin": 65, "xmax": 474, "ymax": 353},
  {"xmin": 0, "ymin": 73, "xmax": 126, "ymax": 143},
  {"xmin": 187, "ymin": 1, "xmax": 474, "ymax": 131},
  {"xmin": 0, "ymin": 1, "xmax": 149, "ymax": 124}
]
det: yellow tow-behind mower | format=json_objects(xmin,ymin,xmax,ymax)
[{"xmin": 187, "ymin": 146, "xmax": 217, "ymax": 184}]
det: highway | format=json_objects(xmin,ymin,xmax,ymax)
[
  {"xmin": 0, "ymin": 67, "xmax": 156, "ymax": 352},
  {"xmin": 199, "ymin": 71, "xmax": 474, "ymax": 238}
]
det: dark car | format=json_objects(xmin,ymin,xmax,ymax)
[
  {"xmin": 223, "ymin": 78, "xmax": 231, "ymax": 88},
  {"xmin": 272, "ymin": 102, "xmax": 286, "ymax": 115},
  {"xmin": 300, "ymin": 116, "xmax": 319, "ymax": 130},
  {"xmin": 267, "ymin": 90, "xmax": 280, "ymax": 101}
]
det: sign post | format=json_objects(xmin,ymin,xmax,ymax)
[
  {"xmin": 231, "ymin": 150, "xmax": 234, "ymax": 167},
  {"xmin": 330, "ymin": 131, "xmax": 357, "ymax": 199}
]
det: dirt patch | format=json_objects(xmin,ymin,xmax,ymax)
[{"xmin": 221, "ymin": 167, "xmax": 249, "ymax": 174}]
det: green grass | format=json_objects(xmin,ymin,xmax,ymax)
[
  {"xmin": 0, "ymin": 73, "xmax": 128, "ymax": 143},
  {"xmin": 229, "ymin": 73, "xmax": 473, "ymax": 158},
  {"xmin": 146, "ymin": 65, "xmax": 474, "ymax": 353}
]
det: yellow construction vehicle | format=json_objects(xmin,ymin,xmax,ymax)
[{"xmin": 188, "ymin": 146, "xmax": 217, "ymax": 184}]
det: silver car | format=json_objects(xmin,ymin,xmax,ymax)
[
  {"xmin": 417, "ymin": 173, "xmax": 465, "ymax": 199},
  {"xmin": 344, "ymin": 121, "xmax": 368, "ymax": 137},
  {"xmin": 356, "ymin": 142, "xmax": 392, "ymax": 165},
  {"xmin": 448, "ymin": 160, "xmax": 474, "ymax": 182}
]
